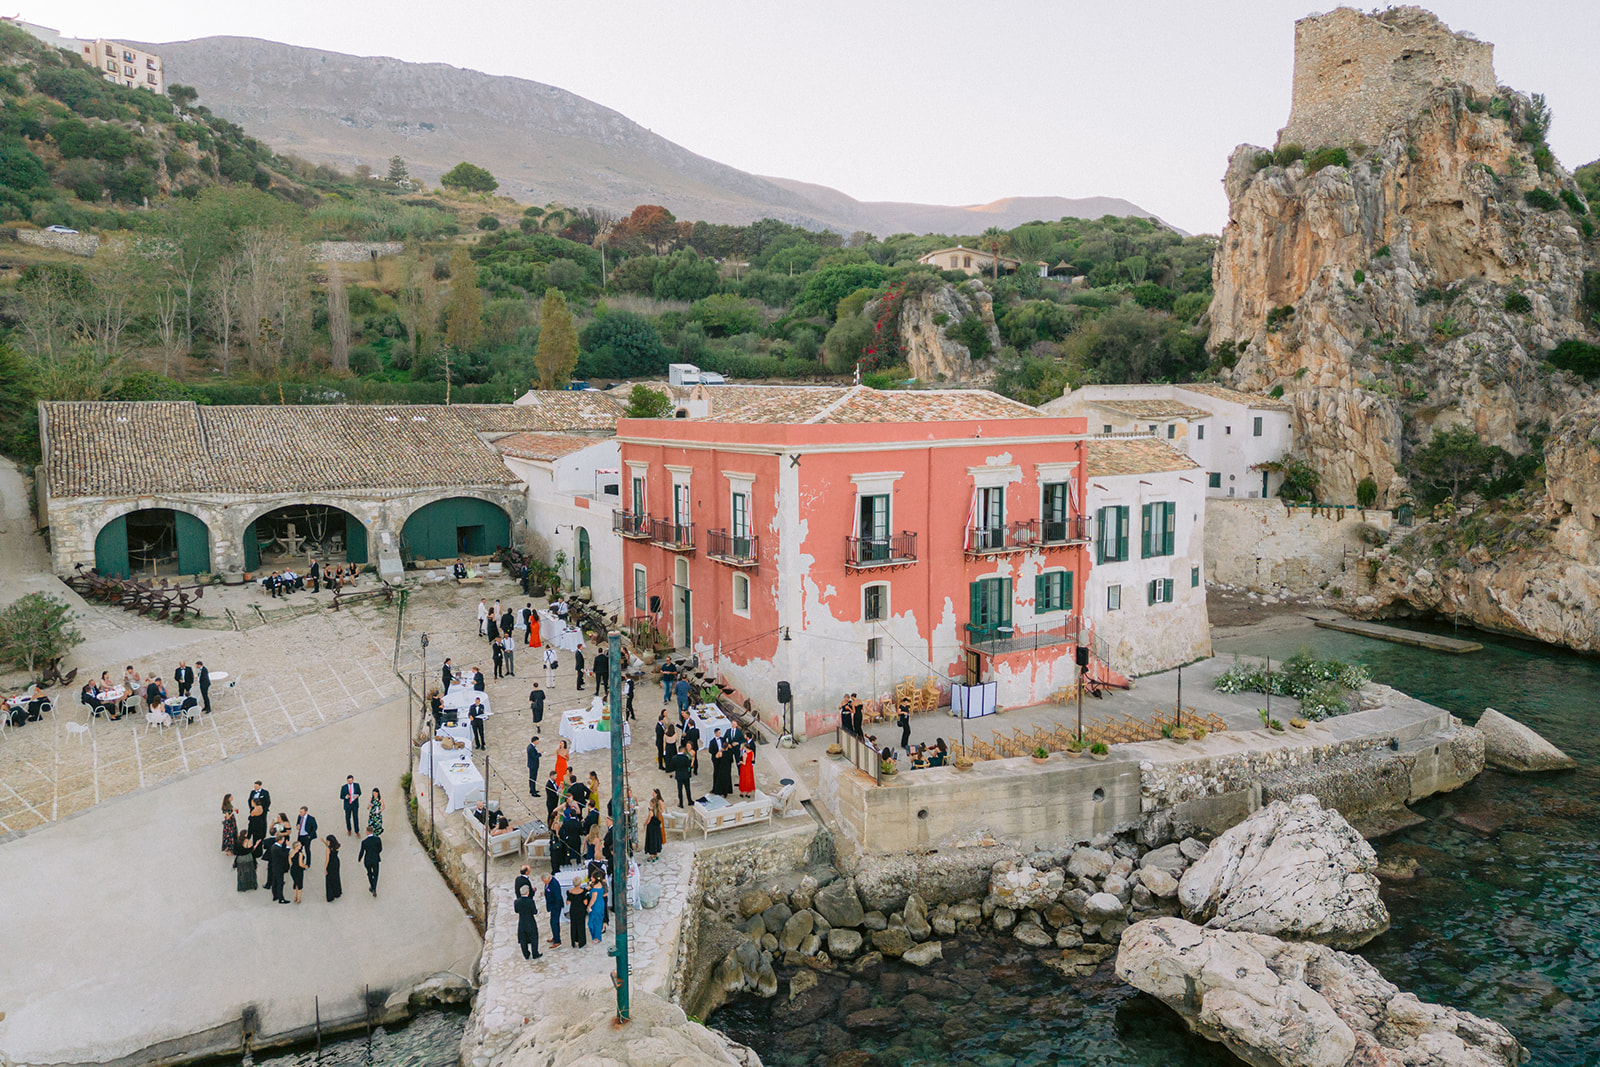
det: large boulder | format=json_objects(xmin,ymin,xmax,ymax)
[
  {"xmin": 1116, "ymin": 918, "xmax": 1526, "ymax": 1067},
  {"xmin": 813, "ymin": 879, "xmax": 865, "ymax": 929},
  {"xmin": 1179, "ymin": 794, "xmax": 1389, "ymax": 949},
  {"xmin": 988, "ymin": 862, "xmax": 1065, "ymax": 912},
  {"xmin": 1476, "ymin": 708, "xmax": 1577, "ymax": 773},
  {"xmin": 491, "ymin": 986, "xmax": 762, "ymax": 1067}
]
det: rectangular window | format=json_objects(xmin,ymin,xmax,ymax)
[
  {"xmin": 1148, "ymin": 424, "xmax": 1158, "ymax": 434},
  {"xmin": 969, "ymin": 577, "xmax": 1013, "ymax": 637},
  {"xmin": 857, "ymin": 493, "xmax": 890, "ymax": 561},
  {"xmin": 1149, "ymin": 578, "xmax": 1175, "ymax": 605},
  {"xmin": 1107, "ymin": 585, "xmax": 1121, "ymax": 611},
  {"xmin": 673, "ymin": 482, "xmax": 690, "ymax": 526},
  {"xmin": 732, "ymin": 574, "xmax": 750, "ymax": 616},
  {"xmin": 1041, "ymin": 482, "xmax": 1068, "ymax": 540},
  {"xmin": 1141, "ymin": 502, "xmax": 1177, "ymax": 558},
  {"xmin": 106, "ymin": 60, "xmax": 116, "ymax": 71},
  {"xmin": 1102, "ymin": 424, "xmax": 1112, "ymax": 434},
  {"xmin": 1192, "ymin": 565, "xmax": 1201, "ymax": 588},
  {"xmin": 975, "ymin": 486, "xmax": 1004, "ymax": 548},
  {"xmin": 1167, "ymin": 424, "xmax": 1176, "ymax": 439},
  {"xmin": 866, "ymin": 637, "xmax": 882, "ymax": 662},
  {"xmin": 147, "ymin": 73, "xmax": 156, "ymax": 83},
  {"xmin": 1197, "ymin": 424, "xmax": 1205, "ymax": 440},
  {"xmin": 1208, "ymin": 472, "xmax": 1222, "ymax": 489},
  {"xmin": 631, "ymin": 476, "xmax": 645, "ymax": 517},
  {"xmin": 1035, "ymin": 570, "xmax": 1071, "ymax": 613},
  {"xmin": 633, "ymin": 566, "xmax": 647, "ymax": 611},
  {"xmin": 1096, "ymin": 506, "xmax": 1129, "ymax": 563},
  {"xmin": 863, "ymin": 583, "xmax": 887, "ymax": 622},
  {"xmin": 1253, "ymin": 416, "xmax": 1264, "ymax": 437},
  {"xmin": 1225, "ymin": 426, "xmax": 1232, "ymax": 435},
  {"xmin": 963, "ymin": 255, "xmax": 972, "ymax": 269}
]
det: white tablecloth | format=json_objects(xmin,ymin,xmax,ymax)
[
  {"xmin": 686, "ymin": 704, "xmax": 733, "ymax": 741},
  {"xmin": 434, "ymin": 723, "xmax": 472, "ymax": 747},
  {"xmin": 418, "ymin": 741, "xmax": 485, "ymax": 812},
  {"xmin": 548, "ymin": 623, "xmax": 584, "ymax": 652},
  {"xmin": 553, "ymin": 861, "xmax": 641, "ymax": 908},
  {"xmin": 441, "ymin": 688, "xmax": 494, "ymax": 716},
  {"xmin": 558, "ymin": 700, "xmax": 633, "ymax": 754}
]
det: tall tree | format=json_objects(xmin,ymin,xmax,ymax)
[
  {"xmin": 386, "ymin": 155, "xmax": 409, "ymax": 184},
  {"xmin": 440, "ymin": 161, "xmax": 498, "ymax": 193},
  {"xmin": 326, "ymin": 264, "xmax": 351, "ymax": 374},
  {"xmin": 535, "ymin": 288, "xmax": 578, "ymax": 390},
  {"xmin": 444, "ymin": 245, "xmax": 483, "ymax": 353},
  {"xmin": 0, "ymin": 593, "xmax": 82, "ymax": 676},
  {"xmin": 981, "ymin": 226, "xmax": 1009, "ymax": 281}
]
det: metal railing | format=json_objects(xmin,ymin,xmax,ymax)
[
  {"xmin": 613, "ymin": 511, "xmax": 650, "ymax": 538},
  {"xmin": 967, "ymin": 517, "xmax": 1090, "ymax": 552},
  {"xmin": 965, "ymin": 614, "xmax": 1089, "ymax": 652},
  {"xmin": 706, "ymin": 529, "xmax": 758, "ymax": 566},
  {"xmin": 648, "ymin": 518, "xmax": 695, "ymax": 552},
  {"xmin": 1040, "ymin": 515, "xmax": 1091, "ymax": 545},
  {"xmin": 845, "ymin": 531, "xmax": 917, "ymax": 569}
]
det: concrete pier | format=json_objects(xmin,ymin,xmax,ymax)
[{"xmin": 1313, "ymin": 618, "xmax": 1482, "ymax": 652}]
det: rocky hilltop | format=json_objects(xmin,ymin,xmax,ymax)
[{"xmin": 1210, "ymin": 6, "xmax": 1597, "ymax": 506}]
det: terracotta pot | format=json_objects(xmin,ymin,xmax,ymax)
[
  {"xmin": 953, "ymin": 762, "xmax": 974, "ymax": 772},
  {"xmin": 1030, "ymin": 756, "xmax": 1049, "ymax": 764},
  {"xmin": 1090, "ymin": 751, "xmax": 1108, "ymax": 761},
  {"xmin": 1065, "ymin": 748, "xmax": 1084, "ymax": 758}
]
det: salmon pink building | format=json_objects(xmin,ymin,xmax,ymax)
[{"xmin": 615, "ymin": 386, "xmax": 1102, "ymax": 738}]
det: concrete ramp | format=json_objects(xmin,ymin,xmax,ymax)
[{"xmin": 1314, "ymin": 618, "xmax": 1482, "ymax": 653}]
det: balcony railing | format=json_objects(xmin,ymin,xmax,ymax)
[
  {"xmin": 613, "ymin": 511, "xmax": 650, "ymax": 539},
  {"xmin": 845, "ymin": 531, "xmax": 918, "ymax": 570},
  {"xmin": 707, "ymin": 529, "xmax": 759, "ymax": 567},
  {"xmin": 649, "ymin": 517, "xmax": 696, "ymax": 552},
  {"xmin": 967, "ymin": 517, "xmax": 1091, "ymax": 555},
  {"xmin": 1040, "ymin": 515, "xmax": 1091, "ymax": 545},
  {"xmin": 965, "ymin": 615, "xmax": 1088, "ymax": 653}
]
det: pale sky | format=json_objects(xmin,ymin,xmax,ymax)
[{"xmin": 35, "ymin": 1, "xmax": 1600, "ymax": 235}]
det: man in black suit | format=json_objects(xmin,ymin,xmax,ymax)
[
  {"xmin": 174, "ymin": 661, "xmax": 194, "ymax": 697},
  {"xmin": 473, "ymin": 667, "xmax": 486, "ymax": 692},
  {"xmin": 543, "ymin": 874, "xmax": 564, "ymax": 946},
  {"xmin": 196, "ymin": 660, "xmax": 212, "ymax": 714},
  {"xmin": 340, "ymin": 775, "xmax": 362, "ymax": 835},
  {"xmin": 249, "ymin": 781, "xmax": 271, "ymax": 818},
  {"xmin": 574, "ymin": 645, "xmax": 586, "ymax": 691},
  {"xmin": 672, "ymin": 748, "xmax": 693, "ymax": 808},
  {"xmin": 295, "ymin": 807, "xmax": 318, "ymax": 866},
  {"xmin": 526, "ymin": 736, "xmax": 541, "ymax": 799},
  {"xmin": 358, "ymin": 829, "xmax": 383, "ymax": 895},
  {"xmin": 442, "ymin": 658, "xmax": 454, "ymax": 695},
  {"xmin": 528, "ymin": 683, "xmax": 545, "ymax": 725},
  {"xmin": 592, "ymin": 648, "xmax": 609, "ymax": 697},
  {"xmin": 514, "ymin": 864, "xmax": 534, "ymax": 900},
  {"xmin": 469, "ymin": 698, "xmax": 487, "ymax": 749},
  {"xmin": 308, "ymin": 558, "xmax": 320, "ymax": 594},
  {"xmin": 144, "ymin": 677, "xmax": 166, "ymax": 714},
  {"xmin": 266, "ymin": 834, "xmax": 290, "ymax": 902},
  {"xmin": 544, "ymin": 773, "xmax": 560, "ymax": 827}
]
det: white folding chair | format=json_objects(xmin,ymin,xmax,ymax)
[
  {"xmin": 66, "ymin": 722, "xmax": 91, "ymax": 744},
  {"xmin": 144, "ymin": 708, "xmax": 171, "ymax": 734}
]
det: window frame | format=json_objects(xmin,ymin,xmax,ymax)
[
  {"xmin": 866, "ymin": 636, "xmax": 883, "ymax": 662},
  {"xmin": 969, "ymin": 576, "xmax": 1014, "ymax": 635},
  {"xmin": 731, "ymin": 573, "xmax": 751, "ymax": 618},
  {"xmin": 632, "ymin": 565, "xmax": 647, "ymax": 612},
  {"xmin": 1107, "ymin": 584, "xmax": 1122, "ymax": 611},
  {"xmin": 1096, "ymin": 506, "xmax": 1130, "ymax": 564},
  {"xmin": 1148, "ymin": 577, "xmax": 1175, "ymax": 605},
  {"xmin": 1208, "ymin": 472, "xmax": 1222, "ymax": 489},
  {"xmin": 863, "ymin": 582, "xmax": 888, "ymax": 623},
  {"xmin": 1253, "ymin": 416, "xmax": 1264, "ymax": 437},
  {"xmin": 1035, "ymin": 569, "xmax": 1072, "ymax": 614},
  {"xmin": 1196, "ymin": 424, "xmax": 1205, "ymax": 440},
  {"xmin": 1140, "ymin": 501, "xmax": 1177, "ymax": 559}
]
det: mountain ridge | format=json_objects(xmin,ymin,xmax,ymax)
[{"xmin": 142, "ymin": 35, "xmax": 1165, "ymax": 236}]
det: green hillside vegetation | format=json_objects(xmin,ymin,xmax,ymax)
[{"xmin": 0, "ymin": 25, "xmax": 1221, "ymax": 461}]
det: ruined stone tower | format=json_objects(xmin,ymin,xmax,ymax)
[{"xmin": 1277, "ymin": 6, "xmax": 1497, "ymax": 150}]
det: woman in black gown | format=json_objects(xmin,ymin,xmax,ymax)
[
  {"xmin": 711, "ymin": 736, "xmax": 735, "ymax": 797},
  {"xmin": 324, "ymin": 835, "xmax": 342, "ymax": 902},
  {"xmin": 566, "ymin": 878, "xmax": 590, "ymax": 948},
  {"xmin": 234, "ymin": 835, "xmax": 260, "ymax": 891},
  {"xmin": 644, "ymin": 790, "xmax": 664, "ymax": 862}
]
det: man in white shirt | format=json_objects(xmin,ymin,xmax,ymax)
[
  {"xmin": 544, "ymin": 646, "xmax": 558, "ymax": 686},
  {"xmin": 478, "ymin": 599, "xmax": 489, "ymax": 636},
  {"xmin": 502, "ymin": 634, "xmax": 516, "ymax": 677}
]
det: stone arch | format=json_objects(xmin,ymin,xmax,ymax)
[
  {"xmin": 93, "ymin": 503, "xmax": 215, "ymax": 578},
  {"xmin": 400, "ymin": 496, "xmax": 513, "ymax": 562},
  {"xmin": 240, "ymin": 501, "xmax": 372, "ymax": 570}
]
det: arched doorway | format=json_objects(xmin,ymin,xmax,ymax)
[
  {"xmin": 244, "ymin": 505, "xmax": 368, "ymax": 571},
  {"xmin": 94, "ymin": 508, "xmax": 211, "ymax": 578},
  {"xmin": 673, "ymin": 556, "xmax": 692, "ymax": 649},
  {"xmin": 576, "ymin": 528, "xmax": 592, "ymax": 592},
  {"xmin": 401, "ymin": 497, "xmax": 511, "ymax": 562}
]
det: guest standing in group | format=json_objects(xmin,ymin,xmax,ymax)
[
  {"xmin": 528, "ymin": 608, "xmax": 541, "ymax": 649},
  {"xmin": 474, "ymin": 666, "xmax": 487, "ymax": 692},
  {"xmin": 221, "ymin": 795, "xmax": 237, "ymax": 854},
  {"xmin": 367, "ymin": 787, "xmax": 385, "ymax": 835},
  {"xmin": 358, "ymin": 829, "xmax": 383, "ymax": 896},
  {"xmin": 574, "ymin": 645, "xmax": 586, "ymax": 691},
  {"xmin": 174, "ymin": 661, "xmax": 194, "ymax": 697},
  {"xmin": 324, "ymin": 835, "xmax": 343, "ymax": 902},
  {"xmin": 296, "ymin": 807, "xmax": 318, "ymax": 869},
  {"xmin": 289, "ymin": 840, "xmax": 307, "ymax": 903},
  {"xmin": 266, "ymin": 834, "xmax": 290, "ymax": 903},
  {"xmin": 515, "ymin": 883, "xmax": 542, "ymax": 959},
  {"xmin": 587, "ymin": 874, "xmax": 607, "ymax": 944},
  {"xmin": 197, "ymin": 660, "xmax": 212, "ymax": 714},
  {"xmin": 478, "ymin": 599, "xmax": 489, "ymax": 636},
  {"xmin": 897, "ymin": 703, "xmax": 912, "ymax": 752},
  {"xmin": 543, "ymin": 646, "xmax": 558, "ymax": 687},
  {"xmin": 672, "ymin": 746, "xmax": 693, "ymax": 808},
  {"xmin": 624, "ymin": 676, "xmax": 635, "ymax": 720},
  {"xmin": 661, "ymin": 660, "xmax": 677, "ymax": 703},
  {"xmin": 543, "ymin": 874, "xmax": 564, "ymax": 947},
  {"xmin": 644, "ymin": 789, "xmax": 664, "ymax": 862},
  {"xmin": 655, "ymin": 712, "xmax": 668, "ymax": 770},
  {"xmin": 739, "ymin": 744, "xmax": 756, "ymax": 799},
  {"xmin": 592, "ymin": 647, "xmax": 609, "ymax": 697},
  {"xmin": 544, "ymin": 773, "xmax": 561, "ymax": 827},
  {"xmin": 340, "ymin": 775, "xmax": 362, "ymax": 836},
  {"xmin": 552, "ymin": 740, "xmax": 569, "ymax": 789},
  {"xmin": 528, "ymin": 683, "xmax": 545, "ymax": 725},
  {"xmin": 470, "ymin": 698, "xmax": 487, "ymax": 750},
  {"xmin": 441, "ymin": 658, "xmax": 454, "ymax": 695},
  {"xmin": 851, "ymin": 699, "xmax": 864, "ymax": 737},
  {"xmin": 234, "ymin": 835, "xmax": 260, "ymax": 892},
  {"xmin": 710, "ymin": 733, "xmax": 735, "ymax": 798},
  {"xmin": 247, "ymin": 782, "xmax": 269, "ymax": 843},
  {"xmin": 674, "ymin": 676, "xmax": 691, "ymax": 714},
  {"xmin": 502, "ymin": 634, "xmax": 516, "ymax": 677},
  {"xmin": 492, "ymin": 638, "xmax": 504, "ymax": 680},
  {"xmin": 566, "ymin": 877, "xmax": 590, "ymax": 948},
  {"xmin": 526, "ymin": 736, "xmax": 542, "ymax": 800}
]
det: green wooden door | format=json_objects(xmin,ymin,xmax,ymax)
[
  {"xmin": 243, "ymin": 520, "xmax": 260, "ymax": 571},
  {"xmin": 174, "ymin": 511, "xmax": 211, "ymax": 575},
  {"xmin": 95, "ymin": 515, "xmax": 130, "ymax": 578},
  {"xmin": 401, "ymin": 498, "xmax": 512, "ymax": 561},
  {"xmin": 344, "ymin": 516, "xmax": 368, "ymax": 564},
  {"xmin": 577, "ymin": 528, "xmax": 591, "ymax": 589}
]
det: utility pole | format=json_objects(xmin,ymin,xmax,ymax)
[{"xmin": 607, "ymin": 629, "xmax": 630, "ymax": 1023}]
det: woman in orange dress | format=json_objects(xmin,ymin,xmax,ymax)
[
  {"xmin": 552, "ymin": 739, "xmax": 569, "ymax": 788},
  {"xmin": 738, "ymin": 745, "xmax": 755, "ymax": 799},
  {"xmin": 528, "ymin": 609, "xmax": 541, "ymax": 649}
]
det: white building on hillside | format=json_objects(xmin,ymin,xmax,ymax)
[
  {"xmin": 80, "ymin": 38, "xmax": 165, "ymax": 92},
  {"xmin": 1042, "ymin": 383, "xmax": 1293, "ymax": 499},
  {"xmin": 494, "ymin": 433, "xmax": 623, "ymax": 610},
  {"xmin": 1084, "ymin": 436, "xmax": 1211, "ymax": 677}
]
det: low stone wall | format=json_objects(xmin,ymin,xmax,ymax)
[
  {"xmin": 1205, "ymin": 498, "xmax": 1390, "ymax": 594},
  {"xmin": 14, "ymin": 227, "xmax": 101, "ymax": 256},
  {"xmin": 314, "ymin": 240, "xmax": 404, "ymax": 262},
  {"xmin": 409, "ymin": 772, "xmax": 490, "ymax": 930}
]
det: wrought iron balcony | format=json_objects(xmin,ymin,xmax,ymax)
[
  {"xmin": 613, "ymin": 511, "xmax": 650, "ymax": 539},
  {"xmin": 966, "ymin": 517, "xmax": 1090, "ymax": 556},
  {"xmin": 707, "ymin": 529, "xmax": 759, "ymax": 567},
  {"xmin": 845, "ymin": 531, "xmax": 917, "ymax": 570},
  {"xmin": 1039, "ymin": 515, "xmax": 1091, "ymax": 546},
  {"xmin": 648, "ymin": 517, "xmax": 696, "ymax": 553}
]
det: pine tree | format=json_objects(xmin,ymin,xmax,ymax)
[
  {"xmin": 386, "ymin": 155, "xmax": 408, "ymax": 184},
  {"xmin": 535, "ymin": 288, "xmax": 578, "ymax": 390}
]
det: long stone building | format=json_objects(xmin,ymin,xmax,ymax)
[{"xmin": 36, "ymin": 394, "xmax": 622, "ymax": 581}]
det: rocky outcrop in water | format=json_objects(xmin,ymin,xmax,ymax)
[
  {"xmin": 1474, "ymin": 708, "xmax": 1578, "ymax": 772},
  {"xmin": 1179, "ymin": 794, "xmax": 1390, "ymax": 950},
  {"xmin": 1116, "ymin": 917, "xmax": 1527, "ymax": 1067}
]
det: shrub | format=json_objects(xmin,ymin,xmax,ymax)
[
  {"xmin": 1548, "ymin": 339, "xmax": 1600, "ymax": 378},
  {"xmin": 945, "ymin": 314, "xmax": 993, "ymax": 360},
  {"xmin": 1357, "ymin": 475, "xmax": 1379, "ymax": 508},
  {"xmin": 1273, "ymin": 143, "xmax": 1304, "ymax": 167},
  {"xmin": 1560, "ymin": 189, "xmax": 1588, "ymax": 216},
  {"xmin": 1213, "ymin": 649, "xmax": 1369, "ymax": 720},
  {"xmin": 1305, "ymin": 147, "xmax": 1350, "ymax": 174},
  {"xmin": 1353, "ymin": 269, "xmax": 1365, "ymax": 285},
  {"xmin": 1268, "ymin": 384, "xmax": 1284, "ymax": 398},
  {"xmin": 440, "ymin": 161, "xmax": 497, "ymax": 193},
  {"xmin": 1503, "ymin": 291, "xmax": 1532, "ymax": 314},
  {"xmin": 476, "ymin": 214, "xmax": 499, "ymax": 231},
  {"xmin": 1131, "ymin": 282, "xmax": 1176, "ymax": 311},
  {"xmin": 1252, "ymin": 151, "xmax": 1275, "ymax": 172},
  {"xmin": 1265, "ymin": 305, "xmax": 1295, "ymax": 332},
  {"xmin": 690, "ymin": 294, "xmax": 764, "ymax": 338},
  {"xmin": 1374, "ymin": 245, "xmax": 1392, "ymax": 258},
  {"xmin": 1524, "ymin": 188, "xmax": 1561, "ymax": 211}
]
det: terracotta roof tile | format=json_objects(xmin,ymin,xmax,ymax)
[
  {"xmin": 1085, "ymin": 437, "xmax": 1202, "ymax": 478},
  {"xmin": 701, "ymin": 386, "xmax": 1042, "ymax": 425},
  {"xmin": 493, "ymin": 432, "xmax": 608, "ymax": 462},
  {"xmin": 481, "ymin": 391, "xmax": 626, "ymax": 430},
  {"xmin": 1089, "ymin": 399, "xmax": 1212, "ymax": 420},
  {"xmin": 1176, "ymin": 383, "xmax": 1292, "ymax": 412}
]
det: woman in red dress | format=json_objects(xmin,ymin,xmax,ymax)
[
  {"xmin": 738, "ymin": 745, "xmax": 755, "ymax": 799},
  {"xmin": 552, "ymin": 739, "xmax": 569, "ymax": 789}
]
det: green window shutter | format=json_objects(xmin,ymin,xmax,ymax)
[
  {"xmin": 1163, "ymin": 503, "xmax": 1176, "ymax": 556},
  {"xmin": 1140, "ymin": 504, "xmax": 1153, "ymax": 558},
  {"xmin": 1164, "ymin": 578, "xmax": 1174, "ymax": 602},
  {"xmin": 1065, "ymin": 571, "xmax": 1074, "ymax": 610},
  {"xmin": 1116, "ymin": 507, "xmax": 1129, "ymax": 562},
  {"xmin": 999, "ymin": 578, "xmax": 1013, "ymax": 628},
  {"xmin": 969, "ymin": 581, "xmax": 984, "ymax": 629},
  {"xmin": 1192, "ymin": 566, "xmax": 1200, "ymax": 588},
  {"xmin": 1095, "ymin": 508, "xmax": 1108, "ymax": 564},
  {"xmin": 1147, "ymin": 580, "xmax": 1157, "ymax": 606},
  {"xmin": 1034, "ymin": 573, "xmax": 1046, "ymax": 611}
]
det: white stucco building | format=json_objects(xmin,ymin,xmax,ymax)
[
  {"xmin": 1042, "ymin": 384, "xmax": 1293, "ymax": 500},
  {"xmin": 494, "ymin": 434, "xmax": 623, "ymax": 609},
  {"xmin": 1083, "ymin": 436, "xmax": 1211, "ymax": 677}
]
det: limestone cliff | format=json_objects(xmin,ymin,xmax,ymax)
[
  {"xmin": 1210, "ymin": 7, "xmax": 1599, "ymax": 507},
  {"xmin": 879, "ymin": 279, "xmax": 1001, "ymax": 382}
]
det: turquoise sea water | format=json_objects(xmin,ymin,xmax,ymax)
[{"xmin": 712, "ymin": 620, "xmax": 1598, "ymax": 1066}]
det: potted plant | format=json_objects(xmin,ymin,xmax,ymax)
[
  {"xmin": 1191, "ymin": 725, "xmax": 1208, "ymax": 741},
  {"xmin": 1066, "ymin": 737, "xmax": 1085, "ymax": 758},
  {"xmin": 1171, "ymin": 725, "xmax": 1192, "ymax": 743},
  {"xmin": 1268, "ymin": 718, "xmax": 1285, "ymax": 732},
  {"xmin": 1089, "ymin": 742, "xmax": 1109, "ymax": 761},
  {"xmin": 879, "ymin": 757, "xmax": 898, "ymax": 777},
  {"xmin": 952, "ymin": 756, "xmax": 974, "ymax": 772},
  {"xmin": 1290, "ymin": 717, "xmax": 1308, "ymax": 730},
  {"xmin": 1031, "ymin": 745, "xmax": 1050, "ymax": 764},
  {"xmin": 827, "ymin": 743, "xmax": 844, "ymax": 759}
]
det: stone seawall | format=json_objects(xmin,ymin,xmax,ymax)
[{"xmin": 1204, "ymin": 498, "xmax": 1391, "ymax": 595}]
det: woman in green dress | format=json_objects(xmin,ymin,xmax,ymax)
[{"xmin": 367, "ymin": 787, "xmax": 385, "ymax": 835}]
